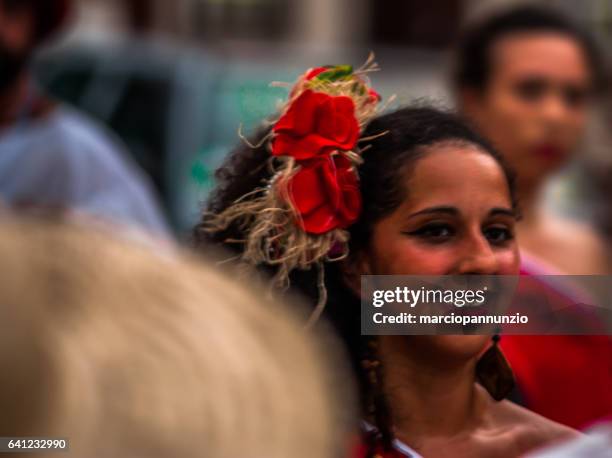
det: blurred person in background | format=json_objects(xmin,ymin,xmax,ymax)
[
  {"xmin": 0, "ymin": 216, "xmax": 350, "ymax": 458},
  {"xmin": 455, "ymin": 5, "xmax": 608, "ymax": 274},
  {"xmin": 454, "ymin": 6, "xmax": 612, "ymax": 429},
  {"xmin": 0, "ymin": 0, "xmax": 170, "ymax": 238}
]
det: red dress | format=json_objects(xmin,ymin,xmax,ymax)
[
  {"xmin": 353, "ymin": 444, "xmax": 408, "ymax": 458},
  {"xmin": 501, "ymin": 334, "xmax": 612, "ymax": 428},
  {"xmin": 501, "ymin": 263, "xmax": 612, "ymax": 429}
]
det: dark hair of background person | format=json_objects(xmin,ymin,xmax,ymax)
[
  {"xmin": 0, "ymin": 0, "xmax": 68, "ymax": 43},
  {"xmin": 453, "ymin": 5, "xmax": 605, "ymax": 93},
  {"xmin": 194, "ymin": 107, "xmax": 518, "ymax": 457}
]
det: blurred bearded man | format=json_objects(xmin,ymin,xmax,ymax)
[{"xmin": 0, "ymin": 0, "xmax": 170, "ymax": 238}]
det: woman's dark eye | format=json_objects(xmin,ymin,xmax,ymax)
[
  {"xmin": 484, "ymin": 226, "xmax": 514, "ymax": 244},
  {"xmin": 514, "ymin": 78, "xmax": 547, "ymax": 102},
  {"xmin": 408, "ymin": 224, "xmax": 455, "ymax": 242},
  {"xmin": 563, "ymin": 84, "xmax": 589, "ymax": 109}
]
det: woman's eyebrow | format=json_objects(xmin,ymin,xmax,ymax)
[
  {"xmin": 489, "ymin": 208, "xmax": 516, "ymax": 218},
  {"xmin": 407, "ymin": 206, "xmax": 459, "ymax": 218},
  {"xmin": 406, "ymin": 206, "xmax": 516, "ymax": 219}
]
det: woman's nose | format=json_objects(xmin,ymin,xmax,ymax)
[
  {"xmin": 540, "ymin": 94, "xmax": 569, "ymax": 128},
  {"xmin": 456, "ymin": 233, "xmax": 499, "ymax": 275}
]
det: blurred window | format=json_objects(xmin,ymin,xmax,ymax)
[
  {"xmin": 190, "ymin": 0, "xmax": 292, "ymax": 42},
  {"xmin": 108, "ymin": 76, "xmax": 172, "ymax": 200},
  {"xmin": 36, "ymin": 53, "xmax": 98, "ymax": 103},
  {"xmin": 369, "ymin": 0, "xmax": 463, "ymax": 48}
]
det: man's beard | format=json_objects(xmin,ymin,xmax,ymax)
[{"xmin": 0, "ymin": 43, "xmax": 28, "ymax": 92}]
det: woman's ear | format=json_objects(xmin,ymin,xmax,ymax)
[{"xmin": 341, "ymin": 251, "xmax": 372, "ymax": 297}]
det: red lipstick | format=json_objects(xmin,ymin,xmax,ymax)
[{"xmin": 533, "ymin": 144, "xmax": 564, "ymax": 161}]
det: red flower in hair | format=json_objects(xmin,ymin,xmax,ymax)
[
  {"xmin": 368, "ymin": 88, "xmax": 381, "ymax": 103},
  {"xmin": 272, "ymin": 90, "xmax": 360, "ymax": 161},
  {"xmin": 305, "ymin": 67, "xmax": 329, "ymax": 80},
  {"xmin": 288, "ymin": 154, "xmax": 361, "ymax": 234}
]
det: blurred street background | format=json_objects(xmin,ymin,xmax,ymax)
[{"xmin": 33, "ymin": 0, "xmax": 612, "ymax": 237}]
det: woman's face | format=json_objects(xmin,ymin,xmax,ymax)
[
  {"xmin": 360, "ymin": 144, "xmax": 520, "ymax": 358},
  {"xmin": 464, "ymin": 33, "xmax": 592, "ymax": 189},
  {"xmin": 364, "ymin": 144, "xmax": 519, "ymax": 277}
]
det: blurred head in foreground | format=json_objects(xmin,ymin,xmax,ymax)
[
  {"xmin": 455, "ymin": 5, "xmax": 601, "ymax": 192},
  {"xmin": 0, "ymin": 217, "xmax": 351, "ymax": 458}
]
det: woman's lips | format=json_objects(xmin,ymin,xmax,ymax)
[{"xmin": 533, "ymin": 144, "xmax": 565, "ymax": 161}]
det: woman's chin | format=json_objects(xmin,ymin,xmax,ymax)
[{"xmin": 410, "ymin": 335, "xmax": 491, "ymax": 361}]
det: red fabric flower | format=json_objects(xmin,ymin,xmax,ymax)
[
  {"xmin": 368, "ymin": 88, "xmax": 381, "ymax": 103},
  {"xmin": 305, "ymin": 67, "xmax": 329, "ymax": 80},
  {"xmin": 287, "ymin": 154, "xmax": 361, "ymax": 234},
  {"xmin": 272, "ymin": 90, "xmax": 360, "ymax": 161}
]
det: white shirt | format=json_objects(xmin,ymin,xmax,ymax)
[
  {"xmin": 0, "ymin": 104, "xmax": 170, "ymax": 238},
  {"xmin": 362, "ymin": 421, "xmax": 423, "ymax": 458}
]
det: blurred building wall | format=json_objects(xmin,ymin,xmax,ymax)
[
  {"xmin": 72, "ymin": 0, "xmax": 612, "ymax": 47},
  {"xmin": 71, "ymin": 0, "xmax": 127, "ymax": 38}
]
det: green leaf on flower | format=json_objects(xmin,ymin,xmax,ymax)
[
  {"xmin": 315, "ymin": 65, "xmax": 354, "ymax": 82},
  {"xmin": 351, "ymin": 81, "xmax": 367, "ymax": 96}
]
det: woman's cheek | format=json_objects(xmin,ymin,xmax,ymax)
[
  {"xmin": 495, "ymin": 246, "xmax": 521, "ymax": 275},
  {"xmin": 565, "ymin": 117, "xmax": 585, "ymax": 150},
  {"xmin": 384, "ymin": 242, "xmax": 457, "ymax": 276}
]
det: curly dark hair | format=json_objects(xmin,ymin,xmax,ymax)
[{"xmin": 194, "ymin": 106, "xmax": 517, "ymax": 457}]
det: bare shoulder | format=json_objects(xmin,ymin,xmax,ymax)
[
  {"xmin": 494, "ymin": 399, "xmax": 580, "ymax": 447},
  {"xmin": 539, "ymin": 215, "xmax": 611, "ymax": 274},
  {"xmin": 548, "ymin": 216, "xmax": 602, "ymax": 247}
]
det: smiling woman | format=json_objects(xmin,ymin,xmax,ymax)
[{"xmin": 195, "ymin": 63, "xmax": 577, "ymax": 457}]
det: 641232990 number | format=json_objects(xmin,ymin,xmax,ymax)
[{"xmin": 0, "ymin": 438, "xmax": 69, "ymax": 453}]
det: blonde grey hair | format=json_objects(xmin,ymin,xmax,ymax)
[{"xmin": 0, "ymin": 217, "xmax": 353, "ymax": 458}]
